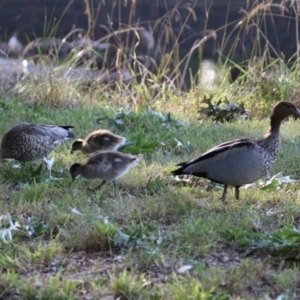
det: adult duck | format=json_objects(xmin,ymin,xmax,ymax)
[
  {"xmin": 0, "ymin": 123, "xmax": 75, "ymax": 162},
  {"xmin": 171, "ymin": 101, "xmax": 300, "ymax": 201}
]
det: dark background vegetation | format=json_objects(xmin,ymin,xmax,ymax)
[{"xmin": 0, "ymin": 0, "xmax": 299, "ymax": 63}]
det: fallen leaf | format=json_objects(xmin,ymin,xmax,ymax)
[{"xmin": 177, "ymin": 265, "xmax": 192, "ymax": 274}]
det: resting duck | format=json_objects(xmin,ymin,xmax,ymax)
[
  {"xmin": 70, "ymin": 129, "xmax": 126, "ymax": 154},
  {"xmin": 0, "ymin": 123, "xmax": 75, "ymax": 162},
  {"xmin": 70, "ymin": 150, "xmax": 138, "ymax": 191},
  {"xmin": 171, "ymin": 101, "xmax": 300, "ymax": 201}
]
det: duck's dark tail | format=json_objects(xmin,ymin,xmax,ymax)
[
  {"xmin": 170, "ymin": 162, "xmax": 187, "ymax": 176},
  {"xmin": 60, "ymin": 126, "xmax": 76, "ymax": 138}
]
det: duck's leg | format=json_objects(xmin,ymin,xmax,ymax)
[
  {"xmin": 87, "ymin": 180, "xmax": 106, "ymax": 193},
  {"xmin": 111, "ymin": 180, "xmax": 120, "ymax": 196},
  {"xmin": 235, "ymin": 186, "xmax": 240, "ymax": 200},
  {"xmin": 94, "ymin": 180, "xmax": 107, "ymax": 190},
  {"xmin": 220, "ymin": 185, "xmax": 228, "ymax": 202},
  {"xmin": 113, "ymin": 180, "xmax": 117, "ymax": 192}
]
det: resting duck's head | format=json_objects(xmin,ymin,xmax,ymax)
[{"xmin": 271, "ymin": 101, "xmax": 300, "ymax": 120}]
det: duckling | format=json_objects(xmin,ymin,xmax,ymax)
[
  {"xmin": 171, "ymin": 101, "xmax": 300, "ymax": 201},
  {"xmin": 70, "ymin": 150, "xmax": 138, "ymax": 191},
  {"xmin": 70, "ymin": 129, "xmax": 126, "ymax": 154},
  {"xmin": 0, "ymin": 123, "xmax": 75, "ymax": 162}
]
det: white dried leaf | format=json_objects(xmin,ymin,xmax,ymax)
[
  {"xmin": 278, "ymin": 175, "xmax": 297, "ymax": 184},
  {"xmin": 70, "ymin": 207, "xmax": 83, "ymax": 215},
  {"xmin": 177, "ymin": 265, "xmax": 192, "ymax": 274},
  {"xmin": 43, "ymin": 157, "xmax": 55, "ymax": 171},
  {"xmin": 174, "ymin": 138, "xmax": 183, "ymax": 148}
]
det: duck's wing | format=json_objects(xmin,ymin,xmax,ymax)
[
  {"xmin": 205, "ymin": 138, "xmax": 250, "ymax": 152},
  {"xmin": 175, "ymin": 138, "xmax": 251, "ymax": 167},
  {"xmin": 86, "ymin": 150, "xmax": 126, "ymax": 167},
  {"xmin": 190, "ymin": 138, "xmax": 252, "ymax": 163},
  {"xmin": 172, "ymin": 138, "xmax": 255, "ymax": 171},
  {"xmin": 172, "ymin": 138, "xmax": 264, "ymax": 186},
  {"xmin": 86, "ymin": 133, "xmax": 106, "ymax": 145},
  {"xmin": 19, "ymin": 123, "xmax": 75, "ymax": 139},
  {"xmin": 86, "ymin": 150, "xmax": 106, "ymax": 164}
]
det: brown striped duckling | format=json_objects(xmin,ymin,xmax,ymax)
[
  {"xmin": 0, "ymin": 123, "xmax": 75, "ymax": 162},
  {"xmin": 70, "ymin": 129, "xmax": 126, "ymax": 154},
  {"xmin": 70, "ymin": 150, "xmax": 139, "ymax": 191},
  {"xmin": 171, "ymin": 101, "xmax": 300, "ymax": 201}
]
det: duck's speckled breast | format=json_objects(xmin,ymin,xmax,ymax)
[{"xmin": 257, "ymin": 135, "xmax": 281, "ymax": 176}]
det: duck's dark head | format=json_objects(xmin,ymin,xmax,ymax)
[
  {"xmin": 271, "ymin": 101, "xmax": 300, "ymax": 120},
  {"xmin": 70, "ymin": 140, "xmax": 84, "ymax": 154},
  {"xmin": 69, "ymin": 163, "xmax": 82, "ymax": 181}
]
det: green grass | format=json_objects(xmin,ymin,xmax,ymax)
[
  {"xmin": 3, "ymin": 0, "xmax": 300, "ymax": 297},
  {"xmin": 1, "ymin": 92, "xmax": 300, "ymax": 299}
]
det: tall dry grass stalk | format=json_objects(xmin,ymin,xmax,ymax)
[{"xmin": 13, "ymin": 0, "xmax": 300, "ymax": 112}]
